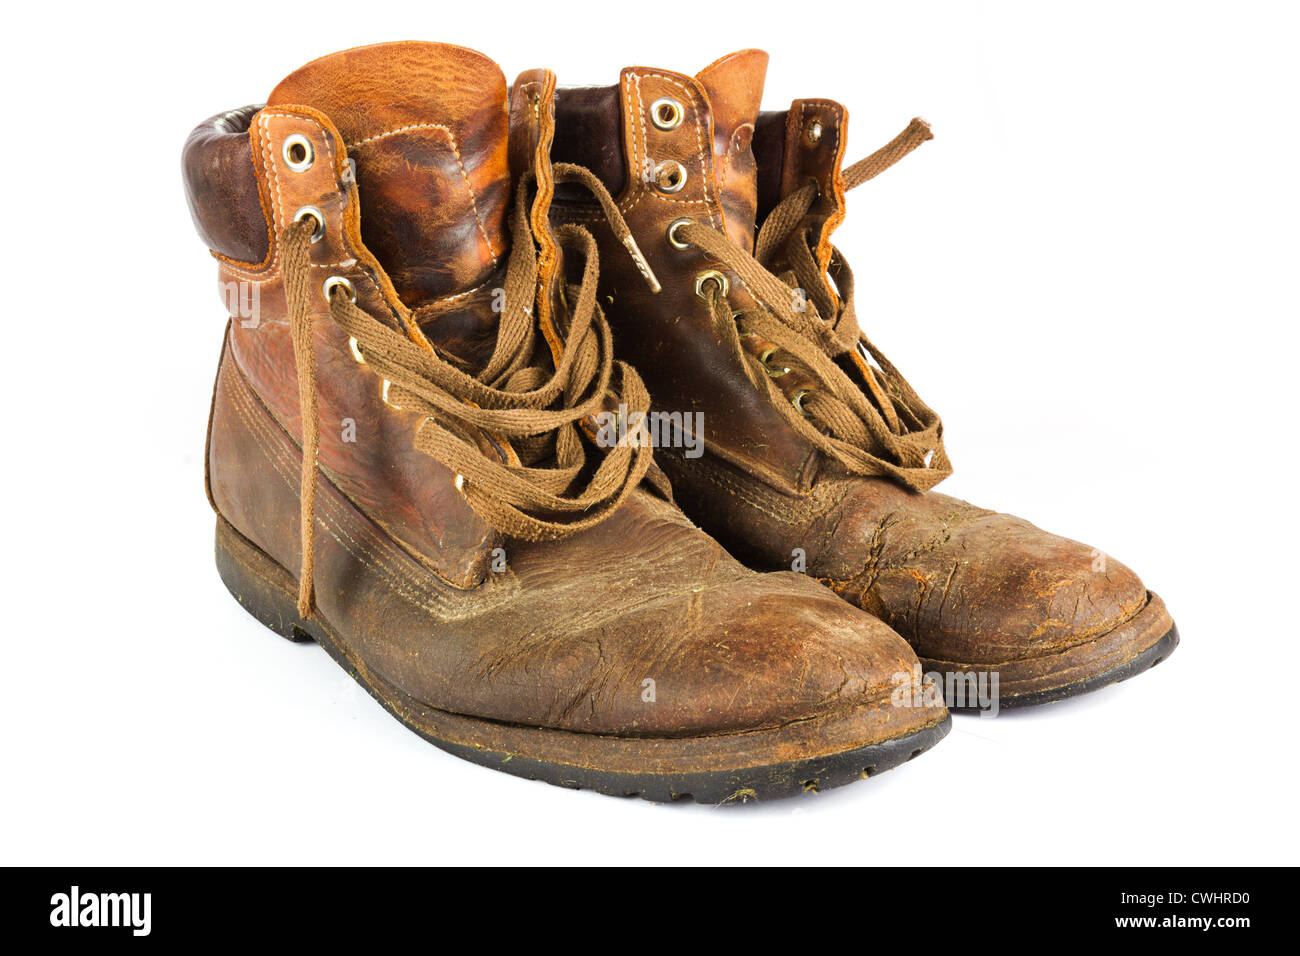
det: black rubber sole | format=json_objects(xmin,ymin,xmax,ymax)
[
  {"xmin": 946, "ymin": 624, "xmax": 1180, "ymax": 713},
  {"xmin": 216, "ymin": 517, "xmax": 950, "ymax": 803},
  {"xmin": 398, "ymin": 712, "xmax": 951, "ymax": 804}
]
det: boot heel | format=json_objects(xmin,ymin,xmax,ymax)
[{"xmin": 214, "ymin": 515, "xmax": 313, "ymax": 642}]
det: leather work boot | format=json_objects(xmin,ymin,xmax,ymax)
[
  {"xmin": 182, "ymin": 42, "xmax": 950, "ymax": 801},
  {"xmin": 549, "ymin": 50, "xmax": 1178, "ymax": 709}
]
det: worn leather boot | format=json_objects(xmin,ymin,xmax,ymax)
[
  {"xmin": 549, "ymin": 50, "xmax": 1178, "ymax": 708},
  {"xmin": 182, "ymin": 42, "xmax": 949, "ymax": 800}
]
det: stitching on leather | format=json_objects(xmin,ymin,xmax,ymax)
[
  {"xmin": 682, "ymin": 459, "xmax": 803, "ymax": 524},
  {"xmin": 629, "ymin": 74, "xmax": 647, "ymax": 206},
  {"xmin": 427, "ymin": 273, "xmax": 498, "ymax": 306},
  {"xmin": 556, "ymin": 76, "xmax": 649, "ymax": 225},
  {"xmin": 799, "ymin": 101, "xmax": 843, "ymax": 175},
  {"xmin": 416, "ymin": 273, "xmax": 501, "ymax": 315},
  {"xmin": 224, "ymin": 114, "xmax": 391, "ymax": 330},
  {"xmin": 633, "ymin": 72, "xmax": 722, "ymax": 225},
  {"xmin": 231, "ymin": 371, "xmax": 468, "ymax": 602},
  {"xmin": 227, "ymin": 257, "xmax": 360, "ymax": 275},
  {"xmin": 236, "ymin": 110, "xmax": 348, "ymax": 282},
  {"xmin": 224, "ymin": 363, "xmax": 469, "ymax": 614},
  {"xmin": 799, "ymin": 103, "xmax": 843, "ymax": 199},
  {"xmin": 347, "ymin": 122, "xmax": 502, "ymax": 263},
  {"xmin": 224, "ymin": 324, "xmax": 486, "ymax": 593},
  {"xmin": 251, "ymin": 114, "xmax": 286, "ymax": 280},
  {"xmin": 561, "ymin": 73, "xmax": 725, "ymax": 227},
  {"xmin": 716, "ymin": 121, "xmax": 754, "ymax": 192}
]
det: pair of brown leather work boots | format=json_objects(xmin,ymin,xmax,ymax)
[{"xmin": 184, "ymin": 42, "xmax": 1177, "ymax": 802}]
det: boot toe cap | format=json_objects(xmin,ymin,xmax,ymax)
[
  {"xmin": 485, "ymin": 570, "xmax": 930, "ymax": 737},
  {"xmin": 869, "ymin": 511, "xmax": 1150, "ymax": 665}
]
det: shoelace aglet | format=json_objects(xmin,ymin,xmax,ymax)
[
  {"xmin": 552, "ymin": 161, "xmax": 662, "ymax": 293},
  {"xmin": 621, "ymin": 234, "xmax": 662, "ymax": 293}
]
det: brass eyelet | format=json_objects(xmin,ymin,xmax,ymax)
[
  {"xmin": 804, "ymin": 119, "xmax": 824, "ymax": 147},
  {"xmin": 381, "ymin": 379, "xmax": 400, "ymax": 409},
  {"xmin": 667, "ymin": 217, "xmax": 694, "ymax": 250},
  {"xmin": 293, "ymin": 205, "xmax": 325, "ymax": 243},
  {"xmin": 695, "ymin": 269, "xmax": 729, "ymax": 301},
  {"xmin": 654, "ymin": 159, "xmax": 688, "ymax": 194},
  {"xmin": 347, "ymin": 337, "xmax": 365, "ymax": 364},
  {"xmin": 791, "ymin": 389, "xmax": 812, "ymax": 415},
  {"xmin": 283, "ymin": 134, "xmax": 314, "ymax": 172},
  {"xmin": 758, "ymin": 347, "xmax": 790, "ymax": 378},
  {"xmin": 732, "ymin": 310, "xmax": 754, "ymax": 338},
  {"xmin": 322, "ymin": 275, "xmax": 356, "ymax": 303},
  {"xmin": 650, "ymin": 98, "xmax": 684, "ymax": 131}
]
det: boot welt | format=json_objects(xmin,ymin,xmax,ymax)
[
  {"xmin": 921, "ymin": 593, "xmax": 1179, "ymax": 711},
  {"xmin": 214, "ymin": 515, "xmax": 950, "ymax": 803}
]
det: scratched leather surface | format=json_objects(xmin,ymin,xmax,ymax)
[
  {"xmin": 209, "ymin": 328, "xmax": 922, "ymax": 735},
  {"xmin": 269, "ymin": 42, "xmax": 510, "ymax": 308},
  {"xmin": 551, "ymin": 61, "xmax": 820, "ymax": 489},
  {"xmin": 189, "ymin": 42, "xmax": 933, "ymax": 738},
  {"xmin": 553, "ymin": 55, "xmax": 1155, "ymax": 665}
]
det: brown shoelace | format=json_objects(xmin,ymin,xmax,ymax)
[
  {"xmin": 283, "ymin": 175, "xmax": 662, "ymax": 618},
  {"xmin": 672, "ymin": 118, "xmax": 951, "ymax": 491}
]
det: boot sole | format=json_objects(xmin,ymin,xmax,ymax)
[
  {"xmin": 215, "ymin": 516, "xmax": 950, "ymax": 803},
  {"xmin": 922, "ymin": 592, "xmax": 1179, "ymax": 712}
]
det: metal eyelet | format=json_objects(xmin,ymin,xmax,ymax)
[
  {"xmin": 695, "ymin": 269, "xmax": 729, "ymax": 301},
  {"xmin": 654, "ymin": 159, "xmax": 688, "ymax": 194},
  {"xmin": 454, "ymin": 474, "xmax": 466, "ymax": 493},
  {"xmin": 667, "ymin": 217, "xmax": 694, "ymax": 250},
  {"xmin": 791, "ymin": 389, "xmax": 812, "ymax": 415},
  {"xmin": 758, "ymin": 347, "xmax": 790, "ymax": 378},
  {"xmin": 283, "ymin": 134, "xmax": 314, "ymax": 172},
  {"xmin": 650, "ymin": 98, "xmax": 684, "ymax": 131},
  {"xmin": 804, "ymin": 118, "xmax": 824, "ymax": 147},
  {"xmin": 347, "ymin": 337, "xmax": 365, "ymax": 364},
  {"xmin": 381, "ymin": 380, "xmax": 400, "ymax": 409},
  {"xmin": 322, "ymin": 275, "xmax": 356, "ymax": 303},
  {"xmin": 733, "ymin": 310, "xmax": 754, "ymax": 338},
  {"xmin": 293, "ymin": 205, "xmax": 325, "ymax": 243}
]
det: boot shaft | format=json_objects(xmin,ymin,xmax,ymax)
[
  {"xmin": 551, "ymin": 56, "xmax": 825, "ymax": 489},
  {"xmin": 183, "ymin": 42, "xmax": 572, "ymax": 588}
]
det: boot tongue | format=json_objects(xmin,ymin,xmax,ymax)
[
  {"xmin": 695, "ymin": 50, "xmax": 768, "ymax": 251},
  {"xmin": 268, "ymin": 42, "xmax": 510, "ymax": 308}
]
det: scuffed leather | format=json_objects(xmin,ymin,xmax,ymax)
[
  {"xmin": 268, "ymin": 42, "xmax": 510, "ymax": 308},
  {"xmin": 217, "ymin": 103, "xmax": 499, "ymax": 588},
  {"xmin": 553, "ymin": 58, "xmax": 1158, "ymax": 667},
  {"xmin": 696, "ymin": 49, "xmax": 768, "ymax": 251},
  {"xmin": 655, "ymin": 448, "xmax": 1149, "ymax": 664},
  {"xmin": 182, "ymin": 106, "xmax": 270, "ymax": 265},
  {"xmin": 551, "ymin": 62, "xmax": 820, "ymax": 490},
  {"xmin": 778, "ymin": 99, "xmax": 849, "ymax": 308},
  {"xmin": 209, "ymin": 329, "xmax": 922, "ymax": 736},
  {"xmin": 192, "ymin": 44, "xmax": 937, "ymax": 741}
]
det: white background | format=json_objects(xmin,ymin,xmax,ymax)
[{"xmin": 2, "ymin": 1, "xmax": 1296, "ymax": 865}]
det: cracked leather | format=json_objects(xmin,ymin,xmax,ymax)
[
  {"xmin": 187, "ymin": 42, "xmax": 937, "ymax": 739},
  {"xmin": 549, "ymin": 52, "xmax": 1157, "ymax": 666}
]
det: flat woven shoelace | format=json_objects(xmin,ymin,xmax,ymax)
[
  {"xmin": 282, "ymin": 174, "xmax": 663, "ymax": 618},
  {"xmin": 673, "ymin": 118, "xmax": 952, "ymax": 492}
]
